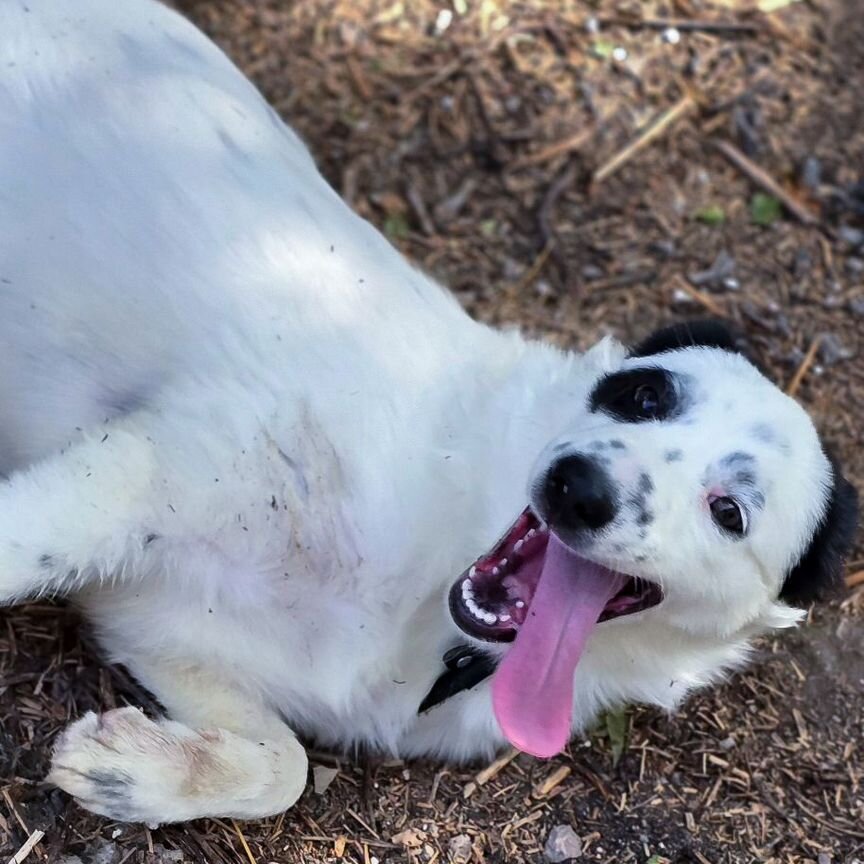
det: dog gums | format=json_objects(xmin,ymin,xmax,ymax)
[{"xmin": 1, "ymin": 0, "xmax": 863, "ymax": 861}]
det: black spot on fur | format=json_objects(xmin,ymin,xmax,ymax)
[
  {"xmin": 39, "ymin": 553, "xmax": 54, "ymax": 569},
  {"xmin": 638, "ymin": 473, "xmax": 654, "ymax": 494},
  {"xmin": 630, "ymin": 319, "xmax": 742, "ymax": 358},
  {"xmin": 143, "ymin": 533, "xmax": 159, "ymax": 546},
  {"xmin": 637, "ymin": 510, "xmax": 655, "ymax": 526},
  {"xmin": 609, "ymin": 440, "xmax": 626, "ymax": 450},
  {"xmin": 780, "ymin": 459, "xmax": 859, "ymax": 606},
  {"xmin": 751, "ymin": 423, "xmax": 775, "ymax": 444},
  {"xmin": 665, "ymin": 449, "xmax": 683, "ymax": 463}
]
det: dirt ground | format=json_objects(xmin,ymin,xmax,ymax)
[{"xmin": 1, "ymin": 0, "xmax": 863, "ymax": 862}]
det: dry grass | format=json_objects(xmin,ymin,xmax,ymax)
[{"xmin": 2, "ymin": 0, "xmax": 863, "ymax": 861}]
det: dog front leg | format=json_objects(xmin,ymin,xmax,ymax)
[
  {"xmin": 48, "ymin": 662, "xmax": 308, "ymax": 825},
  {"xmin": 0, "ymin": 429, "xmax": 160, "ymax": 604}
]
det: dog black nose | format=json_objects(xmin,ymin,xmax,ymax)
[{"xmin": 543, "ymin": 454, "xmax": 617, "ymax": 532}]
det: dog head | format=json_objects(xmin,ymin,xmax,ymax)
[{"xmin": 447, "ymin": 320, "xmax": 858, "ymax": 756}]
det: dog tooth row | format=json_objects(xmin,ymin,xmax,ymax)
[{"xmin": 461, "ymin": 578, "xmax": 511, "ymax": 625}]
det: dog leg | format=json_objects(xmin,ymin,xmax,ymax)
[
  {"xmin": 48, "ymin": 663, "xmax": 307, "ymax": 824},
  {"xmin": 0, "ymin": 428, "xmax": 162, "ymax": 604}
]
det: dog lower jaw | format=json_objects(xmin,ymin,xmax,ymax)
[{"xmin": 448, "ymin": 507, "xmax": 664, "ymax": 643}]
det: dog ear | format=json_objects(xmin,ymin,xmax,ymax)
[
  {"xmin": 630, "ymin": 319, "xmax": 741, "ymax": 358},
  {"xmin": 780, "ymin": 460, "xmax": 859, "ymax": 605}
]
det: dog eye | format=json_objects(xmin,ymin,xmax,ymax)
[
  {"xmin": 710, "ymin": 496, "xmax": 746, "ymax": 536},
  {"xmin": 633, "ymin": 384, "xmax": 659, "ymax": 416},
  {"xmin": 589, "ymin": 368, "xmax": 677, "ymax": 423}
]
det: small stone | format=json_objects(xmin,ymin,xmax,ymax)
[
  {"xmin": 581, "ymin": 264, "xmax": 605, "ymax": 281},
  {"xmin": 662, "ymin": 26, "xmax": 681, "ymax": 44},
  {"xmin": 585, "ymin": 16, "xmax": 600, "ymax": 34},
  {"xmin": 612, "ymin": 46, "xmax": 628, "ymax": 62},
  {"xmin": 504, "ymin": 95, "xmax": 522, "ymax": 114},
  {"xmin": 792, "ymin": 248, "xmax": 813, "ymax": 278},
  {"xmin": 448, "ymin": 834, "xmax": 473, "ymax": 864},
  {"xmin": 688, "ymin": 249, "xmax": 735, "ymax": 289},
  {"xmin": 719, "ymin": 735, "xmax": 737, "ymax": 751},
  {"xmin": 818, "ymin": 854, "xmax": 831, "ymax": 864},
  {"xmin": 649, "ymin": 239, "xmax": 677, "ymax": 258},
  {"xmin": 849, "ymin": 296, "xmax": 864, "ymax": 316},
  {"xmin": 312, "ymin": 764, "xmax": 339, "ymax": 794},
  {"xmin": 839, "ymin": 226, "xmax": 864, "ymax": 248},
  {"xmin": 434, "ymin": 8, "xmax": 453, "ymax": 34},
  {"xmin": 721, "ymin": 276, "xmax": 741, "ymax": 292},
  {"xmin": 91, "ymin": 842, "xmax": 122, "ymax": 864},
  {"xmin": 846, "ymin": 256, "xmax": 864, "ymax": 275},
  {"xmin": 544, "ymin": 824, "xmax": 583, "ymax": 862},
  {"xmin": 801, "ymin": 156, "xmax": 822, "ymax": 191},
  {"xmin": 672, "ymin": 288, "xmax": 695, "ymax": 306},
  {"xmin": 818, "ymin": 332, "xmax": 855, "ymax": 366}
]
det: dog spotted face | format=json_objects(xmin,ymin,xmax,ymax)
[{"xmin": 449, "ymin": 322, "xmax": 858, "ymax": 758}]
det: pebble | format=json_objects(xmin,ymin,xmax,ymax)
[
  {"xmin": 449, "ymin": 834, "xmax": 474, "ymax": 864},
  {"xmin": 818, "ymin": 332, "xmax": 855, "ymax": 366},
  {"xmin": 581, "ymin": 264, "xmax": 605, "ymax": 281},
  {"xmin": 688, "ymin": 249, "xmax": 736, "ymax": 289},
  {"xmin": 662, "ymin": 26, "xmax": 681, "ymax": 44},
  {"xmin": 544, "ymin": 824, "xmax": 583, "ymax": 862},
  {"xmin": 846, "ymin": 256, "xmax": 864, "ymax": 276},
  {"xmin": 649, "ymin": 239, "xmax": 677, "ymax": 258},
  {"xmin": 612, "ymin": 46, "xmax": 628, "ymax": 62},
  {"xmin": 849, "ymin": 296, "xmax": 864, "ymax": 316},
  {"xmin": 801, "ymin": 155, "xmax": 822, "ymax": 191},
  {"xmin": 719, "ymin": 735, "xmax": 737, "ymax": 751},
  {"xmin": 839, "ymin": 225, "xmax": 864, "ymax": 248}
]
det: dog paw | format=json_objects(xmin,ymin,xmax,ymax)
[{"xmin": 48, "ymin": 707, "xmax": 198, "ymax": 826}]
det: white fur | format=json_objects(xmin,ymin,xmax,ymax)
[{"xmin": 0, "ymin": 0, "xmax": 830, "ymax": 825}]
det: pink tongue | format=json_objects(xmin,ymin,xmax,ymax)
[{"xmin": 492, "ymin": 534, "xmax": 626, "ymax": 758}]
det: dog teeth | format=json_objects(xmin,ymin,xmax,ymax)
[
  {"xmin": 515, "ymin": 600, "xmax": 525, "ymax": 608},
  {"xmin": 492, "ymin": 566, "xmax": 499, "ymax": 575},
  {"xmin": 514, "ymin": 539, "xmax": 524, "ymax": 552},
  {"xmin": 499, "ymin": 558, "xmax": 508, "ymax": 567},
  {"xmin": 499, "ymin": 613, "xmax": 511, "ymax": 622},
  {"xmin": 469, "ymin": 565, "xmax": 476, "ymax": 578}
]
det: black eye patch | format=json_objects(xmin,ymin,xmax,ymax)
[{"xmin": 589, "ymin": 368, "xmax": 678, "ymax": 423}]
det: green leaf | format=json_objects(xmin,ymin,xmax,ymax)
[
  {"xmin": 750, "ymin": 193, "xmax": 782, "ymax": 226},
  {"xmin": 695, "ymin": 205, "xmax": 726, "ymax": 226},
  {"xmin": 591, "ymin": 40, "xmax": 615, "ymax": 59},
  {"xmin": 604, "ymin": 707, "xmax": 629, "ymax": 766},
  {"xmin": 480, "ymin": 219, "xmax": 497, "ymax": 237},
  {"xmin": 384, "ymin": 213, "xmax": 410, "ymax": 240}
]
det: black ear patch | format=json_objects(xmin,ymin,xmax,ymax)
[
  {"xmin": 780, "ymin": 460, "xmax": 859, "ymax": 606},
  {"xmin": 630, "ymin": 319, "xmax": 741, "ymax": 358}
]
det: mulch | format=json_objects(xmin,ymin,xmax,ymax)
[{"xmin": 2, "ymin": 0, "xmax": 862, "ymax": 861}]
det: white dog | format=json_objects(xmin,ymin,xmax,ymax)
[{"xmin": 0, "ymin": 0, "xmax": 857, "ymax": 827}]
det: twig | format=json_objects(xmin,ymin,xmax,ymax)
[
  {"xmin": 675, "ymin": 276, "xmax": 726, "ymax": 316},
  {"xmin": 786, "ymin": 336, "xmax": 822, "ymax": 397},
  {"xmin": 509, "ymin": 126, "xmax": 595, "ymax": 170},
  {"xmin": 1, "ymin": 790, "xmax": 30, "ymax": 837},
  {"xmin": 600, "ymin": 16, "xmax": 763, "ymax": 36},
  {"xmin": 8, "ymin": 830, "xmax": 44, "ymax": 864},
  {"xmin": 463, "ymin": 748, "xmax": 519, "ymax": 797},
  {"xmin": 532, "ymin": 764, "xmax": 572, "ymax": 798},
  {"xmin": 594, "ymin": 93, "xmax": 695, "ymax": 184},
  {"xmin": 232, "ymin": 820, "xmax": 257, "ymax": 864},
  {"xmin": 846, "ymin": 570, "xmax": 864, "ymax": 589},
  {"xmin": 712, "ymin": 139, "xmax": 820, "ymax": 226},
  {"xmin": 538, "ymin": 159, "xmax": 580, "ymax": 280}
]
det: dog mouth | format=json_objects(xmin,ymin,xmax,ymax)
[
  {"xmin": 447, "ymin": 507, "xmax": 662, "ymax": 759},
  {"xmin": 448, "ymin": 508, "xmax": 662, "ymax": 642}
]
